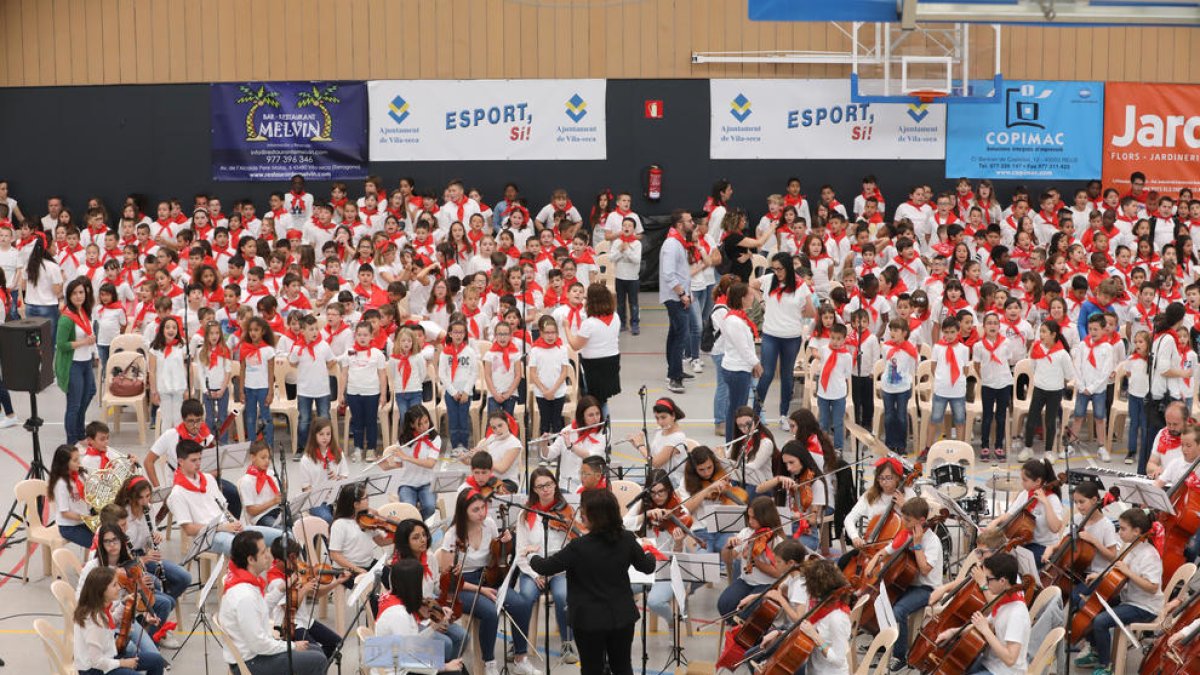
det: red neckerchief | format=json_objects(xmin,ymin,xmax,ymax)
[
  {"xmin": 1083, "ymin": 335, "xmax": 1107, "ymax": 368},
  {"xmin": 1157, "ymin": 330, "xmax": 1188, "ymax": 357},
  {"xmin": 450, "ymin": 195, "xmax": 470, "ymax": 222},
  {"xmin": 980, "ymin": 336, "xmax": 1006, "ymax": 364},
  {"xmin": 443, "ymin": 340, "xmax": 467, "ymax": 380},
  {"xmin": 991, "ymin": 590, "xmax": 1025, "ymax": 617},
  {"xmin": 154, "ymin": 218, "xmax": 174, "ymax": 239},
  {"xmin": 809, "ymin": 598, "xmax": 851, "ymax": 624},
  {"xmin": 784, "ymin": 194, "xmax": 805, "ymax": 208},
  {"xmin": 956, "ymin": 191, "xmax": 975, "ymax": 214},
  {"xmin": 266, "ymin": 560, "xmax": 287, "ymax": 587},
  {"xmin": 571, "ymin": 248, "xmax": 596, "ymax": 266},
  {"xmin": 246, "ymin": 465, "xmax": 279, "ymax": 495},
  {"xmin": 565, "ymin": 303, "xmax": 584, "ymax": 330},
  {"xmin": 393, "ymin": 352, "xmax": 415, "ymax": 389},
  {"xmin": 934, "ymin": 211, "xmax": 960, "ymax": 226},
  {"xmin": 376, "ymin": 592, "xmax": 403, "ymax": 621},
  {"xmin": 490, "ymin": 341, "xmax": 518, "ymax": 370},
  {"xmin": 820, "ymin": 346, "xmax": 848, "ymax": 390},
  {"xmin": 727, "ymin": 309, "xmax": 759, "ymax": 339},
  {"xmin": 63, "ymin": 307, "xmax": 94, "ymax": 337},
  {"xmin": 618, "ymin": 233, "xmax": 639, "ymax": 244},
  {"xmin": 83, "ymin": 261, "xmax": 103, "ymax": 280},
  {"xmin": 936, "ymin": 339, "xmax": 962, "ymax": 384},
  {"xmin": 223, "ymin": 562, "xmax": 266, "ymax": 595},
  {"xmin": 573, "ymin": 421, "xmax": 600, "ymax": 446},
  {"xmin": 282, "ymin": 293, "xmax": 312, "ymax": 312},
  {"xmin": 325, "ymin": 323, "xmax": 349, "ymax": 343},
  {"xmin": 173, "ymin": 469, "xmax": 207, "ymax": 493},
  {"xmin": 884, "ymin": 278, "xmax": 909, "ymax": 300},
  {"xmin": 943, "ymin": 296, "xmax": 969, "ymax": 314},
  {"xmin": 961, "ymin": 328, "xmax": 981, "ymax": 349},
  {"xmin": 411, "ymin": 435, "xmax": 437, "ymax": 459},
  {"xmin": 892, "ymin": 254, "xmax": 920, "ymax": 276},
  {"xmin": 592, "ymin": 312, "xmax": 614, "ymax": 326},
  {"xmin": 238, "ymin": 340, "xmax": 266, "ymax": 364},
  {"xmin": 70, "ymin": 470, "xmax": 86, "ymax": 499},
  {"xmin": 288, "ymin": 191, "xmax": 308, "ymax": 212},
  {"xmin": 1030, "ymin": 340, "xmax": 1065, "ymax": 360},
  {"xmin": 884, "ymin": 340, "xmax": 918, "ymax": 362},
  {"xmin": 1038, "ymin": 209, "xmax": 1059, "ymax": 226},
  {"xmin": 104, "ymin": 604, "xmax": 116, "ymax": 629},
  {"xmin": 527, "ymin": 499, "xmax": 559, "ymax": 529},
  {"xmin": 1158, "ymin": 429, "xmax": 1182, "ymax": 454},
  {"xmin": 161, "ymin": 336, "xmax": 180, "ymax": 359},
  {"xmin": 177, "ymin": 421, "xmax": 212, "ymax": 445},
  {"xmin": 294, "ymin": 335, "xmax": 318, "ymax": 359},
  {"xmin": 999, "ymin": 316, "xmax": 1024, "ymax": 340},
  {"xmin": 85, "ymin": 446, "xmax": 110, "ymax": 470},
  {"xmin": 533, "ymin": 337, "xmax": 559, "ymax": 350},
  {"xmin": 207, "ymin": 343, "xmax": 231, "ymax": 369},
  {"xmin": 665, "ymin": 227, "xmax": 695, "ymax": 262}
]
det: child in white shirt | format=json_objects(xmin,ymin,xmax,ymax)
[
  {"xmin": 528, "ymin": 316, "xmax": 571, "ymax": 435},
  {"xmin": 879, "ymin": 319, "xmax": 919, "ymax": 454},
  {"xmin": 287, "ymin": 314, "xmax": 337, "ymax": 453},
  {"xmin": 609, "ymin": 218, "xmax": 643, "ymax": 334},
  {"xmin": 439, "ymin": 320, "xmax": 480, "ymax": 451},
  {"xmin": 815, "ymin": 325, "xmax": 853, "ymax": 450},
  {"xmin": 149, "ymin": 316, "xmax": 189, "ymax": 431},
  {"xmin": 926, "ymin": 317, "xmax": 971, "ymax": 454},
  {"xmin": 1069, "ymin": 313, "xmax": 1116, "ymax": 461},
  {"xmin": 973, "ymin": 313, "xmax": 1022, "ymax": 463},
  {"xmin": 337, "ymin": 323, "xmax": 388, "ymax": 462}
]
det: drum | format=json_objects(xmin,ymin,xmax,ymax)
[
  {"xmin": 956, "ymin": 493, "xmax": 988, "ymax": 517},
  {"xmin": 932, "ymin": 464, "xmax": 968, "ymax": 499}
]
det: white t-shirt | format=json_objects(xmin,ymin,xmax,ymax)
[
  {"xmin": 1074, "ymin": 514, "xmax": 1120, "ymax": 575},
  {"xmin": 390, "ymin": 346, "xmax": 436, "ymax": 394},
  {"xmin": 166, "ymin": 472, "xmax": 227, "ymax": 527},
  {"xmin": 931, "ymin": 341, "xmax": 971, "ymax": 398},
  {"xmin": 815, "ymin": 345, "xmax": 852, "ymax": 400},
  {"xmin": 391, "ymin": 434, "xmax": 442, "ymax": 488},
  {"xmin": 53, "ymin": 477, "xmax": 89, "ymax": 526},
  {"xmin": 979, "ymin": 599, "xmax": 1031, "ymax": 675},
  {"xmin": 328, "ymin": 517, "xmax": 383, "ymax": 568},
  {"xmin": 340, "ymin": 346, "xmax": 387, "ymax": 395},
  {"xmin": 440, "ymin": 517, "xmax": 501, "ymax": 573},
  {"xmin": 240, "ymin": 344, "xmax": 276, "ymax": 390},
  {"xmin": 1005, "ymin": 490, "xmax": 1065, "ymax": 547},
  {"xmin": 529, "ymin": 342, "xmax": 570, "ymax": 399},
  {"xmin": 757, "ymin": 274, "xmax": 810, "ymax": 338},
  {"xmin": 887, "ymin": 527, "xmax": 943, "ymax": 587},
  {"xmin": 375, "ymin": 603, "xmax": 420, "ymax": 638},
  {"xmin": 577, "ymin": 315, "xmax": 620, "ymax": 359},
  {"xmin": 288, "ymin": 340, "xmax": 335, "ymax": 397},
  {"xmin": 24, "ymin": 260, "xmax": 63, "ymax": 305},
  {"xmin": 237, "ymin": 471, "xmax": 280, "ymax": 526},
  {"xmin": 480, "ymin": 434, "xmax": 523, "ymax": 486},
  {"xmin": 1121, "ymin": 540, "xmax": 1163, "ymax": 614}
]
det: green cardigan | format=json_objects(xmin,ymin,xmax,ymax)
[{"xmin": 54, "ymin": 314, "xmax": 78, "ymax": 393}]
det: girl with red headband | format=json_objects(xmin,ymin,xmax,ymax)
[
  {"xmin": 841, "ymin": 457, "xmax": 916, "ymax": 560},
  {"xmin": 630, "ymin": 397, "xmax": 689, "ymax": 487}
]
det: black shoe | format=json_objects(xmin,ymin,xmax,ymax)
[
  {"xmin": 889, "ymin": 657, "xmax": 906, "ymax": 673},
  {"xmin": 680, "ymin": 371, "xmax": 695, "ymax": 379},
  {"xmin": 667, "ymin": 379, "xmax": 685, "ymax": 393}
]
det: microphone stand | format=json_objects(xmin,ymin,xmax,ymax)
[
  {"xmin": 267, "ymin": 414, "xmax": 296, "ymax": 674},
  {"xmin": 638, "ymin": 385, "xmax": 650, "ymax": 478},
  {"xmin": 1060, "ymin": 419, "xmax": 1074, "ymax": 675}
]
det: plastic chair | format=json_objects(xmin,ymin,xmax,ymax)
[
  {"xmin": 1009, "ymin": 359, "xmax": 1037, "ymax": 447},
  {"xmin": 926, "ymin": 440, "xmax": 976, "ymax": 500},
  {"xmin": 378, "ymin": 501, "xmax": 422, "ymax": 523},
  {"xmin": 963, "ymin": 375, "xmax": 983, "ymax": 445},
  {"xmin": 50, "ymin": 579, "xmax": 77, "ymax": 646},
  {"xmin": 109, "ymin": 333, "xmax": 146, "ymax": 355},
  {"xmin": 610, "ymin": 480, "xmax": 642, "ymax": 516},
  {"xmin": 100, "ymin": 350, "xmax": 149, "ymax": 444},
  {"xmin": 51, "ymin": 547, "xmax": 82, "ymax": 585},
  {"xmin": 1112, "ymin": 562, "xmax": 1196, "ymax": 675},
  {"xmin": 870, "ymin": 360, "xmax": 886, "ymax": 438},
  {"xmin": 907, "ymin": 360, "xmax": 934, "ymax": 450},
  {"xmin": 1028, "ymin": 626, "xmax": 1065, "ymax": 675},
  {"xmin": 269, "ymin": 358, "xmax": 300, "ymax": 452},
  {"xmin": 854, "ymin": 625, "xmax": 899, "ymax": 675},
  {"xmin": 1028, "ymin": 584, "xmax": 1061, "ymax": 623},
  {"xmin": 1106, "ymin": 362, "xmax": 1131, "ymax": 455},
  {"xmin": 14, "ymin": 479, "xmax": 66, "ymax": 581},
  {"xmin": 225, "ymin": 360, "xmax": 246, "ymax": 442},
  {"xmin": 34, "ymin": 618, "xmax": 71, "ymax": 675},
  {"xmin": 211, "ymin": 615, "xmax": 254, "ymax": 675}
]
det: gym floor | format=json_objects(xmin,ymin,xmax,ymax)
[{"xmin": 0, "ymin": 296, "xmax": 1130, "ymax": 674}]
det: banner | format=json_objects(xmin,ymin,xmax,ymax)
[
  {"xmin": 368, "ymin": 80, "xmax": 606, "ymax": 161},
  {"xmin": 945, "ymin": 81, "xmax": 1103, "ymax": 180},
  {"xmin": 211, "ymin": 82, "xmax": 368, "ymax": 182},
  {"xmin": 1103, "ymin": 82, "xmax": 1200, "ymax": 195},
  {"xmin": 710, "ymin": 80, "xmax": 945, "ymax": 160}
]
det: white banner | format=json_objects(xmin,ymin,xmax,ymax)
[
  {"xmin": 369, "ymin": 79, "xmax": 606, "ymax": 161},
  {"xmin": 710, "ymin": 79, "xmax": 945, "ymax": 160}
]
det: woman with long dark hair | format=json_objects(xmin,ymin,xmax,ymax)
[
  {"xmin": 56, "ymin": 277, "xmax": 97, "ymax": 444},
  {"xmin": 564, "ymin": 283, "xmax": 621, "ymax": 412},
  {"xmin": 1019, "ymin": 319, "xmax": 1076, "ymax": 461},
  {"xmin": 388, "ymin": 518, "xmax": 467, "ymax": 664},
  {"xmin": 376, "ymin": 559, "xmax": 466, "ymax": 675},
  {"xmin": 1147, "ymin": 302, "xmax": 1189, "ymax": 446},
  {"xmin": 749, "ymin": 252, "xmax": 814, "ymax": 430},
  {"xmin": 530, "ymin": 488, "xmax": 656, "ymax": 675},
  {"xmin": 19, "ymin": 234, "xmax": 63, "ymax": 340}
]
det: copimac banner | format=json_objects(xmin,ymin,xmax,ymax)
[{"xmin": 368, "ymin": 80, "xmax": 606, "ymax": 161}]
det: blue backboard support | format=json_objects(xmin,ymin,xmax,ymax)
[{"xmin": 749, "ymin": 0, "xmax": 1200, "ymax": 27}]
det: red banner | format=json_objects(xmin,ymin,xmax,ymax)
[{"xmin": 1103, "ymin": 82, "xmax": 1200, "ymax": 196}]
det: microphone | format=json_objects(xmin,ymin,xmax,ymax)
[
  {"xmin": 255, "ymin": 417, "xmax": 267, "ymax": 441},
  {"xmin": 638, "ymin": 385, "xmax": 647, "ymax": 397}
]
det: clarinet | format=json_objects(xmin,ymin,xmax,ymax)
[{"xmin": 143, "ymin": 508, "xmax": 168, "ymax": 584}]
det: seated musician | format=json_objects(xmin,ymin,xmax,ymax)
[
  {"xmin": 626, "ymin": 468, "xmax": 702, "ymax": 628},
  {"xmin": 982, "ymin": 458, "xmax": 1064, "ymax": 567},
  {"xmin": 298, "ymin": 417, "xmax": 350, "ymax": 524},
  {"xmin": 541, "ymin": 395, "xmax": 606, "ymax": 493},
  {"xmin": 839, "ymin": 457, "xmax": 916, "ymax": 569},
  {"xmin": 934, "ymin": 551, "xmax": 1030, "ymax": 675},
  {"xmin": 327, "ymin": 481, "xmax": 390, "ymax": 610},
  {"xmin": 145, "ymin": 398, "xmax": 242, "ymax": 518},
  {"xmin": 265, "ymin": 537, "xmax": 348, "ymax": 659},
  {"xmin": 164, "ymin": 439, "xmax": 282, "ymax": 556},
  {"xmin": 377, "ymin": 559, "xmax": 467, "ymax": 675},
  {"xmin": 1074, "ymin": 508, "xmax": 1162, "ymax": 674},
  {"xmin": 48, "ymin": 443, "xmax": 95, "ymax": 548},
  {"xmin": 683, "ymin": 445, "xmax": 744, "ymax": 557},
  {"xmin": 1145, "ymin": 401, "xmax": 1187, "ymax": 479},
  {"xmin": 458, "ymin": 451, "xmax": 516, "ymax": 495},
  {"xmin": 515, "ymin": 467, "xmax": 579, "ymax": 663},
  {"xmin": 629, "ymin": 397, "xmax": 689, "ymax": 487},
  {"xmin": 578, "ymin": 454, "xmax": 609, "ymax": 493},
  {"xmin": 217, "ymin": 531, "xmax": 328, "ymax": 675},
  {"xmin": 723, "ymin": 406, "xmax": 777, "ymax": 497},
  {"xmin": 756, "ymin": 438, "xmax": 827, "ymax": 552},
  {"xmin": 717, "ymin": 496, "xmax": 787, "ymax": 618},
  {"xmin": 114, "ymin": 476, "xmax": 193, "ymax": 606},
  {"xmin": 238, "ymin": 441, "xmax": 282, "ymax": 529},
  {"xmin": 783, "ymin": 558, "xmax": 853, "ymax": 675},
  {"xmin": 78, "ymin": 522, "xmax": 177, "ymax": 656},
  {"xmin": 389, "ymin": 518, "xmax": 467, "ymax": 663},
  {"xmin": 1042, "ymin": 481, "xmax": 1119, "ymax": 608},
  {"xmin": 867, "ymin": 498, "xmax": 942, "ymax": 673},
  {"xmin": 466, "ymin": 411, "xmax": 525, "ymax": 489},
  {"xmin": 78, "ymin": 421, "xmax": 138, "ymax": 472},
  {"xmin": 1155, "ymin": 424, "xmax": 1200, "ymax": 564},
  {"xmin": 73, "ymin": 566, "xmax": 165, "ymax": 675},
  {"xmin": 928, "ymin": 528, "xmax": 1007, "ymax": 606}
]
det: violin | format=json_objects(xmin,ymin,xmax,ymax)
[
  {"xmin": 997, "ymin": 472, "xmax": 1064, "ymax": 551},
  {"xmin": 792, "ymin": 468, "xmax": 815, "ymax": 513},
  {"xmin": 756, "ymin": 587, "xmax": 851, "ymax": 675},
  {"xmin": 482, "ymin": 503, "xmax": 515, "ymax": 588},
  {"xmin": 356, "ymin": 510, "xmax": 401, "ymax": 536},
  {"xmin": 1159, "ymin": 451, "xmax": 1200, "ymax": 584},
  {"xmin": 437, "ymin": 544, "xmax": 465, "ymax": 622},
  {"xmin": 1068, "ymin": 529, "xmax": 1152, "ymax": 643},
  {"xmin": 295, "ymin": 560, "xmax": 343, "ymax": 585},
  {"xmin": 548, "ymin": 500, "xmax": 588, "ymax": 540},
  {"xmin": 702, "ymin": 467, "xmax": 749, "ymax": 506},
  {"xmin": 115, "ymin": 561, "xmax": 156, "ymax": 652},
  {"xmin": 472, "ymin": 476, "xmax": 512, "ymax": 500},
  {"xmin": 841, "ymin": 463, "xmax": 922, "ymax": 589},
  {"xmin": 644, "ymin": 496, "xmax": 705, "ymax": 548}
]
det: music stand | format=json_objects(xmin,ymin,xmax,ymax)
[
  {"xmin": 285, "ymin": 490, "xmax": 315, "ymax": 518},
  {"xmin": 181, "ymin": 516, "xmax": 224, "ymax": 566},
  {"xmin": 1114, "ymin": 478, "xmax": 1174, "ymax": 513},
  {"xmin": 362, "ymin": 635, "xmax": 444, "ymax": 675},
  {"xmin": 873, "ymin": 580, "xmax": 897, "ymax": 630},
  {"xmin": 432, "ymin": 469, "xmax": 468, "ymax": 494},
  {"xmin": 656, "ymin": 553, "xmax": 720, "ymax": 671},
  {"xmin": 702, "ymin": 505, "xmax": 746, "ymax": 535},
  {"xmin": 200, "ymin": 441, "xmax": 250, "ymax": 475},
  {"xmin": 358, "ymin": 474, "xmax": 394, "ymax": 499},
  {"xmin": 490, "ymin": 494, "xmax": 528, "ymax": 529}
]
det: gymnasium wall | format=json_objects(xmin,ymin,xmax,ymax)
[{"xmin": 0, "ymin": 0, "xmax": 1196, "ymax": 87}]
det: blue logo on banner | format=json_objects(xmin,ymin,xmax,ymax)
[
  {"xmin": 907, "ymin": 104, "xmax": 930, "ymax": 123},
  {"xmin": 388, "ymin": 95, "xmax": 410, "ymax": 125},
  {"xmin": 946, "ymin": 80, "xmax": 1103, "ymax": 180},
  {"xmin": 730, "ymin": 94, "xmax": 752, "ymax": 122},
  {"xmin": 565, "ymin": 94, "xmax": 588, "ymax": 122}
]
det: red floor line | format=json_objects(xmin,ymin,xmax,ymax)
[{"xmin": 0, "ymin": 443, "xmax": 35, "ymax": 588}]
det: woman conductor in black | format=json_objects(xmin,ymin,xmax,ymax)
[{"xmin": 529, "ymin": 488, "xmax": 656, "ymax": 675}]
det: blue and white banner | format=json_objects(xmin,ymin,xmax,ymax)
[
  {"xmin": 946, "ymin": 80, "xmax": 1104, "ymax": 179},
  {"xmin": 368, "ymin": 80, "xmax": 606, "ymax": 161},
  {"xmin": 709, "ymin": 79, "xmax": 945, "ymax": 160},
  {"xmin": 211, "ymin": 81, "xmax": 368, "ymax": 182}
]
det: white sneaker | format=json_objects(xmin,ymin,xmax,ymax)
[
  {"xmin": 561, "ymin": 640, "xmax": 579, "ymax": 664},
  {"xmin": 485, "ymin": 661, "xmax": 500, "ymax": 675},
  {"xmin": 350, "ymin": 447, "xmax": 362, "ymax": 463},
  {"xmin": 1098, "ymin": 446, "xmax": 1112, "ymax": 462},
  {"xmin": 0, "ymin": 416, "xmax": 18, "ymax": 429},
  {"xmin": 512, "ymin": 658, "xmax": 541, "ymax": 675},
  {"xmin": 693, "ymin": 358, "xmax": 704, "ymax": 374},
  {"xmin": 1045, "ymin": 449, "xmax": 1058, "ymax": 462},
  {"xmin": 780, "ymin": 415, "xmax": 790, "ymax": 430},
  {"xmin": 1017, "ymin": 447, "xmax": 1033, "ymax": 462},
  {"xmin": 158, "ymin": 633, "xmax": 183, "ymax": 649}
]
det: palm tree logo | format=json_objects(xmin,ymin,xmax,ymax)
[
  {"xmin": 235, "ymin": 85, "xmax": 281, "ymax": 142},
  {"xmin": 296, "ymin": 85, "xmax": 342, "ymax": 142}
]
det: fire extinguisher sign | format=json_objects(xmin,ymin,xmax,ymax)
[{"xmin": 645, "ymin": 100, "xmax": 664, "ymax": 119}]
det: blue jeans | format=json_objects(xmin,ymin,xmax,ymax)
[
  {"xmin": 64, "ymin": 360, "xmax": 96, "ymax": 445},
  {"xmin": 615, "ymin": 278, "xmax": 640, "ymax": 332},
  {"xmin": 460, "ymin": 569, "xmax": 535, "ymax": 661},
  {"xmin": 488, "ymin": 395, "xmax": 517, "ymax": 417},
  {"xmin": 346, "ymin": 392, "xmax": 380, "ymax": 450},
  {"xmin": 60, "ymin": 522, "xmax": 94, "ymax": 548},
  {"xmin": 1088, "ymin": 602, "xmax": 1154, "ymax": 666},
  {"xmin": 309, "ymin": 503, "xmax": 334, "ymax": 524},
  {"xmin": 243, "ymin": 387, "xmax": 274, "ymax": 446},
  {"xmin": 882, "ymin": 389, "xmax": 912, "ymax": 451},
  {"xmin": 517, "ymin": 573, "xmax": 572, "ymax": 641},
  {"xmin": 717, "ymin": 578, "xmax": 769, "ymax": 618},
  {"xmin": 122, "ymin": 619, "xmax": 165, "ymax": 675},
  {"xmin": 755, "ymin": 334, "xmax": 803, "ymax": 418},
  {"xmin": 144, "ymin": 559, "xmax": 191, "ymax": 599},
  {"xmin": 931, "ymin": 394, "xmax": 966, "ymax": 426},
  {"xmin": 642, "ymin": 581, "xmax": 675, "ymax": 622},
  {"xmin": 25, "ymin": 303, "xmax": 58, "ymax": 344},
  {"xmin": 1130, "ymin": 396, "xmax": 1151, "ymax": 471},
  {"xmin": 1023, "ymin": 543, "xmax": 1047, "ymax": 570},
  {"xmin": 712, "ymin": 353, "xmax": 729, "ymax": 425},
  {"xmin": 431, "ymin": 621, "xmax": 468, "ymax": 662},
  {"xmin": 722, "ymin": 367, "xmax": 753, "ymax": 443},
  {"xmin": 444, "ymin": 393, "xmax": 471, "ymax": 449},
  {"xmin": 203, "ymin": 389, "xmax": 230, "ymax": 443},
  {"xmin": 394, "ymin": 391, "xmax": 424, "ymax": 421},
  {"xmin": 688, "ymin": 286, "xmax": 714, "ymax": 360},
  {"xmin": 665, "ymin": 299, "xmax": 689, "ymax": 381},
  {"xmin": 817, "ymin": 396, "xmax": 846, "ymax": 449},
  {"xmin": 398, "ymin": 483, "xmax": 437, "ymax": 520},
  {"xmin": 892, "ymin": 585, "xmax": 933, "ymax": 660},
  {"xmin": 297, "ymin": 394, "xmax": 330, "ymax": 451},
  {"xmin": 1073, "ymin": 390, "xmax": 1108, "ymax": 419},
  {"xmin": 97, "ymin": 344, "xmax": 111, "ymax": 383}
]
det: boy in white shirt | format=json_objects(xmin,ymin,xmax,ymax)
[
  {"xmin": 1069, "ymin": 314, "xmax": 1116, "ymax": 461},
  {"xmin": 871, "ymin": 498, "xmax": 943, "ymax": 671},
  {"xmin": 603, "ymin": 192, "xmax": 643, "ymax": 241},
  {"xmin": 846, "ymin": 309, "xmax": 881, "ymax": 430},
  {"xmin": 287, "ymin": 314, "xmax": 337, "ymax": 454},
  {"xmin": 935, "ymin": 552, "xmax": 1030, "ymax": 675},
  {"xmin": 609, "ymin": 218, "xmax": 643, "ymax": 335},
  {"xmin": 926, "ymin": 317, "xmax": 970, "ymax": 456},
  {"xmin": 815, "ymin": 324, "xmax": 853, "ymax": 451},
  {"xmin": 973, "ymin": 313, "xmax": 1022, "ymax": 463}
]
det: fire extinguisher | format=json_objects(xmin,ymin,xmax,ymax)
[{"xmin": 644, "ymin": 164, "xmax": 663, "ymax": 203}]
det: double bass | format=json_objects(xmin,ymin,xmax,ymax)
[
  {"xmin": 840, "ymin": 463, "xmax": 923, "ymax": 588},
  {"xmin": 1159, "ymin": 451, "xmax": 1200, "ymax": 584}
]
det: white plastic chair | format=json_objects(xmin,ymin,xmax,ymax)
[{"xmin": 14, "ymin": 479, "xmax": 66, "ymax": 581}]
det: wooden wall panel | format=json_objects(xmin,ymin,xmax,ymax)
[{"xmin": 1, "ymin": 0, "xmax": 1197, "ymax": 87}]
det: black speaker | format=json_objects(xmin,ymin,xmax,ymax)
[{"xmin": 0, "ymin": 318, "xmax": 55, "ymax": 393}]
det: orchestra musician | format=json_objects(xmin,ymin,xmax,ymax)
[
  {"xmin": 839, "ymin": 457, "xmax": 916, "ymax": 568},
  {"xmin": 759, "ymin": 557, "xmax": 853, "ymax": 675},
  {"xmin": 625, "ymin": 468, "xmax": 703, "ymax": 626},
  {"xmin": 297, "ymin": 417, "xmax": 350, "ymax": 524},
  {"xmin": 217, "ymin": 531, "xmax": 328, "ymax": 675},
  {"xmin": 465, "ymin": 411, "xmax": 525, "ymax": 489},
  {"xmin": 73, "ymin": 566, "xmax": 165, "ymax": 675},
  {"xmin": 578, "ymin": 455, "xmax": 609, "ymax": 493},
  {"xmin": 756, "ymin": 439, "xmax": 827, "ymax": 551},
  {"xmin": 48, "ymin": 443, "xmax": 94, "ymax": 548},
  {"xmin": 1042, "ymin": 481, "xmax": 1119, "ymax": 608},
  {"xmin": 265, "ymin": 537, "xmax": 348, "ymax": 659},
  {"xmin": 114, "ymin": 475, "xmax": 193, "ymax": 605},
  {"xmin": 144, "ymin": 398, "xmax": 243, "ymax": 518},
  {"xmin": 77, "ymin": 524, "xmax": 176, "ymax": 655},
  {"xmin": 870, "ymin": 498, "xmax": 943, "ymax": 673},
  {"xmin": 237, "ymin": 441, "xmax": 283, "ymax": 529},
  {"xmin": 682, "ymin": 445, "xmax": 743, "ymax": 555},
  {"xmin": 382, "ymin": 405, "xmax": 443, "ymax": 520},
  {"xmin": 934, "ymin": 552, "xmax": 1031, "ymax": 675},
  {"xmin": 376, "ymin": 559, "xmax": 467, "ymax": 675},
  {"xmin": 927, "ymin": 528, "xmax": 1008, "ymax": 605},
  {"xmin": 514, "ymin": 467, "xmax": 580, "ymax": 663},
  {"xmin": 1144, "ymin": 401, "xmax": 1186, "ymax": 480},
  {"xmin": 458, "ymin": 451, "xmax": 515, "ymax": 495},
  {"xmin": 541, "ymin": 395, "xmax": 607, "ymax": 493},
  {"xmin": 981, "ymin": 458, "xmax": 1065, "ymax": 567},
  {"xmin": 724, "ymin": 406, "xmax": 776, "ymax": 497},
  {"xmin": 717, "ymin": 496, "xmax": 787, "ymax": 617},
  {"xmin": 77, "ymin": 421, "xmax": 136, "ymax": 472},
  {"xmin": 629, "ymin": 397, "xmax": 689, "ymax": 487},
  {"xmin": 388, "ymin": 518, "xmax": 468, "ymax": 663}
]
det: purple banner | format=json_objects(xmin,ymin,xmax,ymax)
[{"xmin": 211, "ymin": 81, "xmax": 367, "ymax": 182}]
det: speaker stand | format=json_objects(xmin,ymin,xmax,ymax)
[{"xmin": 0, "ymin": 392, "xmax": 49, "ymax": 578}]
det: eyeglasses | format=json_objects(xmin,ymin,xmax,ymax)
[
  {"xmin": 650, "ymin": 487, "xmax": 669, "ymax": 497},
  {"xmin": 102, "ymin": 538, "xmax": 120, "ymax": 545},
  {"xmin": 772, "ymin": 266, "xmax": 785, "ymax": 273},
  {"xmin": 985, "ymin": 575, "xmax": 999, "ymax": 582},
  {"xmin": 533, "ymin": 482, "xmax": 557, "ymax": 491}
]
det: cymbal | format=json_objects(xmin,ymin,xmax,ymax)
[{"xmin": 987, "ymin": 474, "xmax": 1024, "ymax": 492}]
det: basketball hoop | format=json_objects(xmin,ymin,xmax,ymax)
[{"xmin": 908, "ymin": 89, "xmax": 949, "ymax": 104}]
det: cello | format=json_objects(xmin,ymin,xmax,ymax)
[
  {"xmin": 994, "ymin": 472, "xmax": 1065, "ymax": 552},
  {"xmin": 907, "ymin": 575, "xmax": 986, "ymax": 671},
  {"xmin": 840, "ymin": 462, "xmax": 923, "ymax": 588},
  {"xmin": 854, "ymin": 513, "xmax": 946, "ymax": 633},
  {"xmin": 1140, "ymin": 585, "xmax": 1200, "ymax": 674},
  {"xmin": 1038, "ymin": 491, "xmax": 1110, "ymax": 594},
  {"xmin": 922, "ymin": 590, "xmax": 1016, "ymax": 675},
  {"xmin": 1067, "ymin": 529, "xmax": 1152, "ymax": 643},
  {"xmin": 713, "ymin": 562, "xmax": 802, "ymax": 672},
  {"xmin": 754, "ymin": 587, "xmax": 852, "ymax": 675},
  {"xmin": 1159, "ymin": 451, "xmax": 1200, "ymax": 584}
]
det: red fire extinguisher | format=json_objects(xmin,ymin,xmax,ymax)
[{"xmin": 644, "ymin": 165, "xmax": 663, "ymax": 202}]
